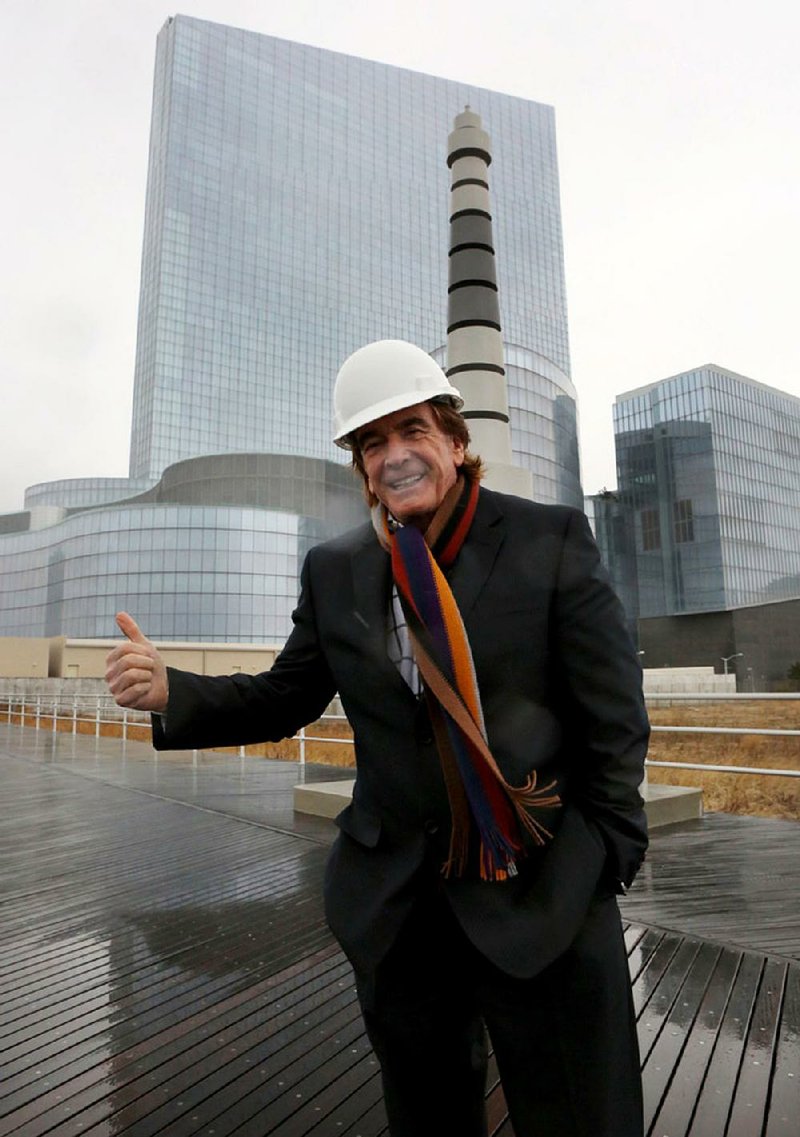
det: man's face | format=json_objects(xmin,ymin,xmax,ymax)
[{"xmin": 356, "ymin": 402, "xmax": 465, "ymax": 529}]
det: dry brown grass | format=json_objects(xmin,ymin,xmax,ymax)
[
  {"xmin": 235, "ymin": 717, "xmax": 357, "ymax": 766},
  {"xmin": 647, "ymin": 700, "xmax": 800, "ymax": 821}
]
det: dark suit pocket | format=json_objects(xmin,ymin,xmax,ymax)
[
  {"xmin": 444, "ymin": 803, "xmax": 609, "ymax": 979},
  {"xmin": 334, "ymin": 801, "xmax": 381, "ymax": 848},
  {"xmin": 527, "ymin": 804, "xmax": 606, "ymax": 909}
]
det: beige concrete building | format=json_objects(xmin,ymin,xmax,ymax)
[
  {"xmin": 0, "ymin": 636, "xmax": 59, "ymax": 678},
  {"xmin": 0, "ymin": 637, "xmax": 281, "ymax": 680}
]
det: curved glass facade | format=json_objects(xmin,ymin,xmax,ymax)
[
  {"xmin": 614, "ymin": 366, "xmax": 800, "ymax": 617},
  {"xmin": 432, "ymin": 342, "xmax": 581, "ymax": 506},
  {"xmin": 24, "ymin": 478, "xmax": 156, "ymax": 511},
  {"xmin": 505, "ymin": 345, "xmax": 581, "ymax": 507},
  {"xmin": 0, "ymin": 454, "xmax": 365, "ymax": 641},
  {"xmin": 1, "ymin": 504, "xmax": 314, "ymax": 642}
]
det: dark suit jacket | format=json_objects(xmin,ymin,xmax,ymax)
[{"xmin": 153, "ymin": 487, "xmax": 649, "ymax": 978}]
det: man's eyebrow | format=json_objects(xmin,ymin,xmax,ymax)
[
  {"xmin": 356, "ymin": 426, "xmax": 382, "ymax": 446},
  {"xmin": 357, "ymin": 415, "xmax": 429, "ymax": 446}
]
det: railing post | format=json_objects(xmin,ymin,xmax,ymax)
[
  {"xmin": 299, "ymin": 726, "xmax": 306, "ymax": 767},
  {"xmin": 95, "ymin": 697, "xmax": 100, "ymax": 738},
  {"xmin": 35, "ymin": 695, "xmax": 41, "ymax": 730},
  {"xmin": 123, "ymin": 708, "xmax": 128, "ymax": 741},
  {"xmin": 72, "ymin": 696, "xmax": 77, "ymax": 735},
  {"xmin": 53, "ymin": 697, "xmax": 58, "ymax": 733}
]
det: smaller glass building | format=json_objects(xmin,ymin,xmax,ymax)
[
  {"xmin": 0, "ymin": 455, "xmax": 365, "ymax": 642},
  {"xmin": 613, "ymin": 365, "xmax": 800, "ymax": 619}
]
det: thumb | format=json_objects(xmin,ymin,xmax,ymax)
[{"xmin": 116, "ymin": 611, "xmax": 149, "ymax": 644}]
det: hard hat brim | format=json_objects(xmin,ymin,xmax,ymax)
[{"xmin": 333, "ymin": 389, "xmax": 464, "ymax": 449}]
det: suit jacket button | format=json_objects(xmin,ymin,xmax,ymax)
[{"xmin": 423, "ymin": 819, "xmax": 440, "ymax": 836}]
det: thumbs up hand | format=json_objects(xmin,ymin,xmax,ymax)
[{"xmin": 104, "ymin": 612, "xmax": 169, "ymax": 713}]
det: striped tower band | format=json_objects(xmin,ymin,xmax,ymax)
[{"xmin": 446, "ymin": 108, "xmax": 513, "ymax": 468}]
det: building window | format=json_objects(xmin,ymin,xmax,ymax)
[
  {"xmin": 673, "ymin": 499, "xmax": 694, "ymax": 543},
  {"xmin": 641, "ymin": 508, "xmax": 661, "ymax": 550}
]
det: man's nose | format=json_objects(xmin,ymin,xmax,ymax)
[{"xmin": 384, "ymin": 434, "xmax": 409, "ymax": 466}]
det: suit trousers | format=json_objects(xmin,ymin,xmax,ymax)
[{"xmin": 355, "ymin": 877, "xmax": 643, "ymax": 1137}]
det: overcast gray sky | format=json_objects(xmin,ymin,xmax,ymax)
[{"xmin": 2, "ymin": 0, "xmax": 798, "ymax": 513}]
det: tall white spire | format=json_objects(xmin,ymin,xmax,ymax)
[{"xmin": 446, "ymin": 108, "xmax": 533, "ymax": 498}]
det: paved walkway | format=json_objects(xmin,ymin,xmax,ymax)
[{"xmin": 1, "ymin": 723, "xmax": 798, "ymax": 1136}]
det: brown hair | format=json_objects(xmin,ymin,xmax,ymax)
[{"xmin": 349, "ymin": 400, "xmax": 485, "ymax": 508}]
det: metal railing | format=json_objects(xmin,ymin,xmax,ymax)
[
  {"xmin": 644, "ymin": 691, "xmax": 800, "ymax": 778},
  {"xmin": 0, "ymin": 691, "xmax": 352, "ymax": 767},
  {"xmin": 2, "ymin": 691, "xmax": 147, "ymax": 739},
  {"xmin": 2, "ymin": 690, "xmax": 799, "ymax": 778}
]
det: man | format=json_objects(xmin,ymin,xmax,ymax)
[{"xmin": 106, "ymin": 339, "xmax": 649, "ymax": 1137}]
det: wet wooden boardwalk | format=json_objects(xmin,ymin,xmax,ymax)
[{"xmin": 1, "ymin": 722, "xmax": 798, "ymax": 1136}]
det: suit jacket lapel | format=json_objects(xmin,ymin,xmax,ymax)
[
  {"xmin": 350, "ymin": 526, "xmax": 390, "ymax": 639},
  {"xmin": 349, "ymin": 526, "xmax": 414, "ymax": 698},
  {"xmin": 447, "ymin": 487, "xmax": 506, "ymax": 619}
]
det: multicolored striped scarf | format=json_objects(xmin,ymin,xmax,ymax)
[{"xmin": 373, "ymin": 473, "xmax": 561, "ymax": 881}]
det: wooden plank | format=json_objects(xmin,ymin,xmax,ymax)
[
  {"xmin": 260, "ymin": 1052, "xmax": 384, "ymax": 1137},
  {"xmin": 336, "ymin": 1097, "xmax": 390, "ymax": 1137},
  {"xmin": 765, "ymin": 962, "xmax": 800, "ymax": 1136},
  {"xmin": 0, "ymin": 953, "xmax": 350, "ymax": 1134},
  {"xmin": 29, "ymin": 971, "xmax": 363, "ymax": 1135},
  {"xmin": 686, "ymin": 952, "xmax": 765, "ymax": 1136},
  {"xmin": 0, "ymin": 915, "xmax": 334, "ymax": 1090},
  {"xmin": 159, "ymin": 1015, "xmax": 372, "ymax": 1137},
  {"xmin": 646, "ymin": 944, "xmax": 741, "ymax": 1136},
  {"xmin": 726, "ymin": 958, "xmax": 788, "ymax": 1137},
  {"xmin": 637, "ymin": 937, "xmax": 703, "ymax": 1062},
  {"xmin": 642, "ymin": 941, "xmax": 722, "ymax": 1131},
  {"xmin": 629, "ymin": 927, "xmax": 670, "ymax": 988}
]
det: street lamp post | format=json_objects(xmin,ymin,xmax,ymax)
[{"xmin": 721, "ymin": 652, "xmax": 743, "ymax": 675}]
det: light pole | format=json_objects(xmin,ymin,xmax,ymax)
[{"xmin": 721, "ymin": 652, "xmax": 743, "ymax": 675}]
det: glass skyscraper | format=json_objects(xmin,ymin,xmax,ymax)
[
  {"xmin": 130, "ymin": 15, "xmax": 577, "ymax": 498},
  {"xmin": 613, "ymin": 365, "xmax": 800, "ymax": 619},
  {"xmin": 0, "ymin": 16, "xmax": 578, "ymax": 644}
]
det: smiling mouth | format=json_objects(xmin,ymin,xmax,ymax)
[{"xmin": 387, "ymin": 473, "xmax": 425, "ymax": 491}]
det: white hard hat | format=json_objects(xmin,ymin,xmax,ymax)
[{"xmin": 332, "ymin": 339, "xmax": 463, "ymax": 449}]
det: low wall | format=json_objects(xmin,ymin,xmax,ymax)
[
  {"xmin": 643, "ymin": 666, "xmax": 736, "ymax": 695},
  {"xmin": 0, "ymin": 676, "xmax": 109, "ymax": 697}
]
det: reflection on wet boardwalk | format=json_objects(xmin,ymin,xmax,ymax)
[{"xmin": 1, "ymin": 723, "xmax": 798, "ymax": 1136}]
